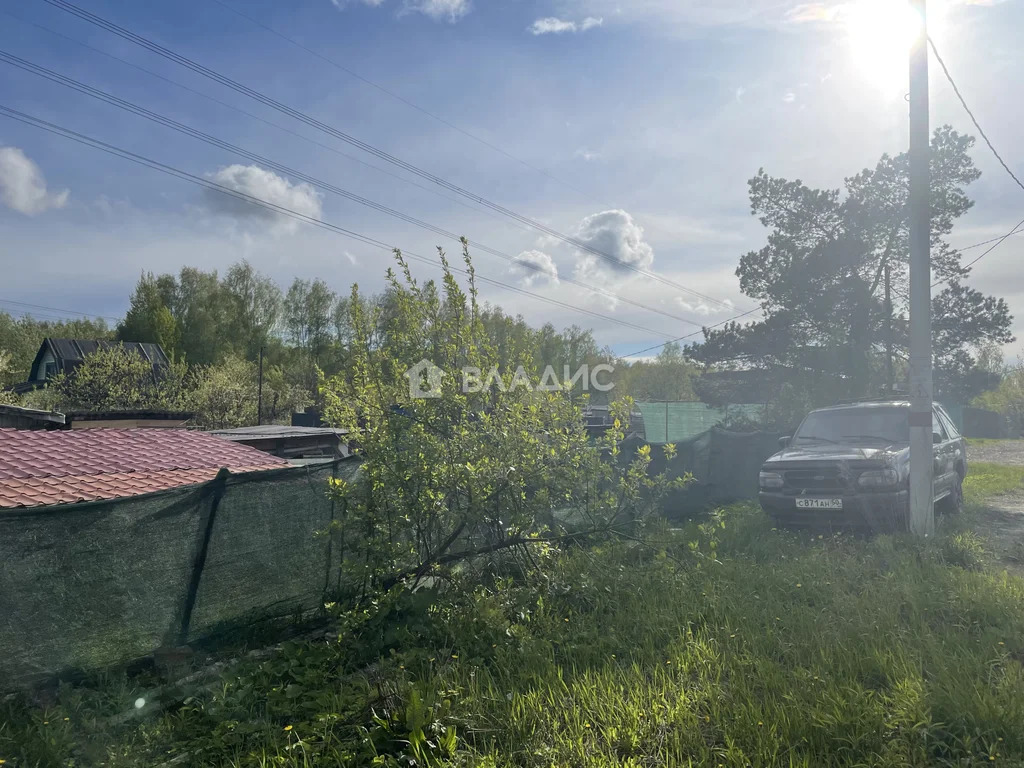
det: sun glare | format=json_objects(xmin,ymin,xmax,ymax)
[{"xmin": 844, "ymin": 0, "xmax": 925, "ymax": 91}]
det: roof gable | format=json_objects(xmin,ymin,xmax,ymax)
[{"xmin": 28, "ymin": 339, "xmax": 171, "ymax": 381}]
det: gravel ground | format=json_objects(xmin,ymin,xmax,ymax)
[
  {"xmin": 967, "ymin": 439, "xmax": 1024, "ymax": 466},
  {"xmin": 966, "ymin": 440, "xmax": 1024, "ymax": 569}
]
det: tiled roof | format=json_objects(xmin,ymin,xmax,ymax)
[{"xmin": 0, "ymin": 429, "xmax": 288, "ymax": 509}]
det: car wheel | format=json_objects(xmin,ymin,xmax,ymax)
[{"xmin": 939, "ymin": 474, "xmax": 964, "ymax": 515}]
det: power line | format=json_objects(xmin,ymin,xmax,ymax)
[
  {"xmin": 39, "ymin": 0, "xmax": 744, "ymax": 313},
  {"xmin": 0, "ymin": 298, "xmax": 120, "ymax": 322},
  {"xmin": 929, "ymin": 36, "xmax": 1024, "ymax": 194},
  {"xmin": 932, "ymin": 213, "xmax": 1024, "ymax": 288},
  {"xmin": 208, "ymin": 0, "xmax": 600, "ymax": 204},
  {"xmin": 0, "ymin": 50, "xmax": 715, "ymax": 332},
  {"xmin": 0, "ymin": 8, "xmax": 527, "ymax": 232},
  {"xmin": 620, "ymin": 216, "xmax": 1024, "ymax": 357},
  {"xmin": 614, "ymin": 309, "xmax": 761, "ymax": 360},
  {"xmin": 957, "ymin": 224, "xmax": 1024, "ymax": 252},
  {"xmin": 0, "ymin": 103, "xmax": 676, "ymax": 341}
]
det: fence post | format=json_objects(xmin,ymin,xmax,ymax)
[
  {"xmin": 323, "ymin": 461, "xmax": 337, "ymax": 600},
  {"xmin": 665, "ymin": 401, "xmax": 669, "ymax": 443},
  {"xmin": 176, "ymin": 468, "xmax": 229, "ymax": 646}
]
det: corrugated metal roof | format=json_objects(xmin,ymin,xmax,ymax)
[{"xmin": 0, "ymin": 428, "xmax": 287, "ymax": 509}]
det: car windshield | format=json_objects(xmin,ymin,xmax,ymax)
[{"xmin": 793, "ymin": 407, "xmax": 909, "ymax": 445}]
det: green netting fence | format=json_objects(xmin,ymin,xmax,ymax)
[
  {"xmin": 0, "ymin": 459, "xmax": 360, "ymax": 690},
  {"xmin": 636, "ymin": 401, "xmax": 766, "ymax": 443},
  {"xmin": 0, "ymin": 425, "xmax": 784, "ymax": 689},
  {"xmin": 625, "ymin": 426, "xmax": 783, "ymax": 518}
]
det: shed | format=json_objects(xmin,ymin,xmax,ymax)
[
  {"xmin": 66, "ymin": 409, "xmax": 194, "ymax": 430},
  {"xmin": 206, "ymin": 424, "xmax": 350, "ymax": 461},
  {"xmin": 14, "ymin": 338, "xmax": 170, "ymax": 393},
  {"xmin": 0, "ymin": 403, "xmax": 66, "ymax": 430}
]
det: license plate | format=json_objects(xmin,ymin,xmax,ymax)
[{"xmin": 795, "ymin": 498, "xmax": 843, "ymax": 510}]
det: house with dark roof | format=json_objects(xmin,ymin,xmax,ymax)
[
  {"xmin": 13, "ymin": 338, "xmax": 170, "ymax": 394},
  {"xmin": 0, "ymin": 428, "xmax": 288, "ymax": 508}
]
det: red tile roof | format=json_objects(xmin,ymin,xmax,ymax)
[{"xmin": 0, "ymin": 428, "xmax": 288, "ymax": 509}]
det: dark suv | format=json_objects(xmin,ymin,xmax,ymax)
[{"xmin": 758, "ymin": 401, "xmax": 967, "ymax": 529}]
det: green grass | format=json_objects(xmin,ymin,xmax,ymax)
[
  {"xmin": 964, "ymin": 462, "xmax": 1024, "ymax": 503},
  {"xmin": 5, "ymin": 472, "xmax": 1024, "ymax": 767}
]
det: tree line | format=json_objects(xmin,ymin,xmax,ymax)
[{"xmin": 2, "ymin": 125, "xmax": 1017, "ymax": 432}]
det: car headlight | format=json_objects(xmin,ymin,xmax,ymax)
[
  {"xmin": 759, "ymin": 471, "xmax": 784, "ymax": 489},
  {"xmin": 857, "ymin": 469, "xmax": 899, "ymax": 488}
]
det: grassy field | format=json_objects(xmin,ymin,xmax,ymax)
[{"xmin": 4, "ymin": 463, "xmax": 1024, "ymax": 767}]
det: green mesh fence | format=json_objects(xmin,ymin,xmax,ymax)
[
  {"xmin": 626, "ymin": 426, "xmax": 783, "ymax": 518},
  {"xmin": 636, "ymin": 402, "xmax": 766, "ymax": 443},
  {"xmin": 0, "ymin": 459, "xmax": 360, "ymax": 689}
]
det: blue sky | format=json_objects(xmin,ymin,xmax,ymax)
[{"xmin": 1, "ymin": 0, "xmax": 1022, "ymax": 357}]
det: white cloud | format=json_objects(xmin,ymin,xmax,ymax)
[
  {"xmin": 531, "ymin": 17, "xmax": 579, "ymax": 34},
  {"xmin": 509, "ymin": 250, "xmax": 559, "ymax": 287},
  {"xmin": 573, "ymin": 209, "xmax": 654, "ymax": 280},
  {"xmin": 574, "ymin": 147, "xmax": 601, "ymax": 161},
  {"xmin": 330, "ymin": 0, "xmax": 386, "ymax": 7},
  {"xmin": 204, "ymin": 164, "xmax": 322, "ymax": 235},
  {"xmin": 530, "ymin": 15, "xmax": 603, "ymax": 34},
  {"xmin": 0, "ymin": 146, "xmax": 69, "ymax": 216},
  {"xmin": 403, "ymin": 0, "xmax": 470, "ymax": 22},
  {"xmin": 675, "ymin": 296, "xmax": 715, "ymax": 316}
]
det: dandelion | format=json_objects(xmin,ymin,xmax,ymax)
[
  {"xmin": 998, "ymin": 642, "xmax": 1005, "ymax": 646},
  {"xmin": 452, "ymin": 654, "xmax": 459, "ymax": 659},
  {"xmin": 758, "ymin": 721, "xmax": 763, "ymax": 726},
  {"xmin": 63, "ymin": 717, "xmax": 69, "ymax": 721},
  {"xmin": 730, "ymin": 634, "xmax": 736, "ymax": 638},
  {"xmin": 796, "ymin": 583, "xmax": 802, "ymax": 588},
  {"xmin": 584, "ymin": 723, "xmax": 591, "ymax": 729},
  {"xmin": 565, "ymin": 618, "xmax": 570, "ymax": 622}
]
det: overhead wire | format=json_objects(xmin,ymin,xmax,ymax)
[
  {"xmin": 38, "ymin": 0, "xmax": 746, "ymax": 313},
  {"xmin": 0, "ymin": 298, "xmax": 120, "ymax": 322},
  {"xmin": 0, "ymin": 8, "xmax": 529, "ymax": 232},
  {"xmin": 208, "ymin": 0, "xmax": 600, "ymax": 204},
  {"xmin": 929, "ymin": 36, "xmax": 1024, "ymax": 194},
  {"xmin": 0, "ymin": 49, "xmax": 716, "ymax": 331},
  {"xmin": 0, "ymin": 103, "xmax": 676, "ymax": 340}
]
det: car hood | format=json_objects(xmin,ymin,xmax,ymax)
[{"xmin": 764, "ymin": 442, "xmax": 908, "ymax": 465}]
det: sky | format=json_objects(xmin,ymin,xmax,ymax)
[{"xmin": 0, "ymin": 0, "xmax": 1022, "ymax": 359}]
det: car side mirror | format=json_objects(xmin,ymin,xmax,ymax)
[
  {"xmin": 779, "ymin": 436, "xmax": 791, "ymax": 448},
  {"xmin": 932, "ymin": 432, "xmax": 942, "ymax": 444}
]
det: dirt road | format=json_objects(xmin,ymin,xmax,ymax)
[{"xmin": 967, "ymin": 440, "xmax": 1024, "ymax": 568}]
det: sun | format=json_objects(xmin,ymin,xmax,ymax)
[{"xmin": 843, "ymin": 0, "xmax": 926, "ymax": 91}]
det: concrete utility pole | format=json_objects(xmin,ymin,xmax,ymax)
[{"xmin": 908, "ymin": 0, "xmax": 934, "ymax": 536}]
